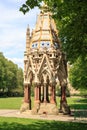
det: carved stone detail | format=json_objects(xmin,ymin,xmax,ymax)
[{"xmin": 21, "ymin": 5, "xmax": 70, "ymax": 115}]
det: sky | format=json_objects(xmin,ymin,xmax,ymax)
[{"xmin": 0, "ymin": 0, "xmax": 40, "ymax": 69}]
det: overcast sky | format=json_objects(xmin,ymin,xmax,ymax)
[{"xmin": 0, "ymin": 0, "xmax": 40, "ymax": 68}]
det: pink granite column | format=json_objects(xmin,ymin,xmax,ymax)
[
  {"xmin": 41, "ymin": 86, "xmax": 44, "ymax": 102},
  {"xmin": 60, "ymin": 86, "xmax": 67, "ymax": 110},
  {"xmin": 43, "ymin": 83, "xmax": 47, "ymax": 103},
  {"xmin": 24, "ymin": 84, "xmax": 31, "ymax": 109},
  {"xmin": 24, "ymin": 84, "xmax": 29, "ymax": 103},
  {"xmin": 50, "ymin": 85, "xmax": 56, "ymax": 104},
  {"xmin": 39, "ymin": 86, "xmax": 41, "ymax": 102},
  {"xmin": 34, "ymin": 85, "xmax": 40, "ymax": 103},
  {"xmin": 28, "ymin": 85, "xmax": 31, "ymax": 109},
  {"xmin": 61, "ymin": 86, "xmax": 66, "ymax": 101},
  {"xmin": 34, "ymin": 86, "xmax": 38, "ymax": 101}
]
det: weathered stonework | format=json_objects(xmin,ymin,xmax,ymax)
[{"xmin": 20, "ymin": 5, "xmax": 70, "ymax": 115}]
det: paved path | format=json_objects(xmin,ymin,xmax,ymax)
[{"xmin": 0, "ymin": 109, "xmax": 87, "ymax": 123}]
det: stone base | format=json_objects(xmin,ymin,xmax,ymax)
[
  {"xmin": 20, "ymin": 102, "xmax": 30, "ymax": 113},
  {"xmin": 60, "ymin": 101, "xmax": 71, "ymax": 115},
  {"xmin": 31, "ymin": 102, "xmax": 40, "ymax": 115},
  {"xmin": 32, "ymin": 103, "xmax": 58, "ymax": 115}
]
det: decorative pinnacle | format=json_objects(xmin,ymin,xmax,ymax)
[
  {"xmin": 26, "ymin": 24, "xmax": 30, "ymax": 35},
  {"xmin": 40, "ymin": 3, "xmax": 50, "ymax": 13}
]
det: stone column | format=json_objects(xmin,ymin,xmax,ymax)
[
  {"xmin": 28, "ymin": 85, "xmax": 31, "ymax": 109},
  {"xmin": 60, "ymin": 85, "xmax": 67, "ymax": 110},
  {"xmin": 39, "ymin": 86, "xmax": 41, "ymax": 102},
  {"xmin": 37, "ymin": 86, "xmax": 40, "ymax": 101},
  {"xmin": 24, "ymin": 84, "xmax": 31, "ymax": 109},
  {"xmin": 59, "ymin": 84, "xmax": 71, "ymax": 114},
  {"xmin": 34, "ymin": 85, "xmax": 40, "ymax": 103},
  {"xmin": 61, "ymin": 86, "xmax": 66, "ymax": 101},
  {"xmin": 24, "ymin": 84, "xmax": 28, "ymax": 103},
  {"xmin": 43, "ymin": 83, "xmax": 47, "ymax": 103},
  {"xmin": 32, "ymin": 84, "xmax": 40, "ymax": 114},
  {"xmin": 53, "ymin": 85, "xmax": 56, "ymax": 103},
  {"xmin": 46, "ymin": 85, "xmax": 49, "ymax": 102},
  {"xmin": 50, "ymin": 85, "xmax": 56, "ymax": 104},
  {"xmin": 41, "ymin": 86, "xmax": 44, "ymax": 102}
]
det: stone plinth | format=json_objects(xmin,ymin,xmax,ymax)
[
  {"xmin": 20, "ymin": 102, "xmax": 30, "ymax": 113},
  {"xmin": 37, "ymin": 103, "xmax": 58, "ymax": 115}
]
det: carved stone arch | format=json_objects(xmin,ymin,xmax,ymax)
[
  {"xmin": 46, "ymin": 74, "xmax": 50, "ymax": 84},
  {"xmin": 21, "ymin": 6, "xmax": 71, "ymax": 115},
  {"xmin": 40, "ymin": 68, "xmax": 51, "ymax": 79},
  {"xmin": 41, "ymin": 69, "xmax": 51, "ymax": 86},
  {"xmin": 27, "ymin": 70, "xmax": 33, "ymax": 84},
  {"xmin": 39, "ymin": 74, "xmax": 44, "ymax": 85}
]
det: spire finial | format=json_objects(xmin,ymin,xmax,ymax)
[
  {"xmin": 40, "ymin": 2, "xmax": 49, "ymax": 13},
  {"xmin": 26, "ymin": 24, "xmax": 30, "ymax": 35}
]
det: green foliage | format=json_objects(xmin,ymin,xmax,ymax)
[
  {"xmin": 56, "ymin": 87, "xmax": 70, "ymax": 97},
  {"xmin": 20, "ymin": 0, "xmax": 42, "ymax": 14},
  {"xmin": 20, "ymin": 0, "xmax": 87, "ymax": 62},
  {"xmin": 54, "ymin": 0, "xmax": 87, "ymax": 63},
  {"xmin": 69, "ymin": 57, "xmax": 87, "ymax": 89},
  {"xmin": 0, "ymin": 52, "xmax": 23, "ymax": 97},
  {"xmin": 20, "ymin": 0, "xmax": 87, "ymax": 89}
]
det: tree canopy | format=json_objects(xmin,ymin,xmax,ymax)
[
  {"xmin": 20, "ymin": 0, "xmax": 87, "ymax": 62},
  {"xmin": 69, "ymin": 56, "xmax": 87, "ymax": 89},
  {"xmin": 0, "ymin": 52, "xmax": 23, "ymax": 96},
  {"xmin": 20, "ymin": 0, "xmax": 87, "ymax": 89}
]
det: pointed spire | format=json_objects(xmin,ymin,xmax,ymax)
[
  {"xmin": 26, "ymin": 25, "xmax": 30, "ymax": 52},
  {"xmin": 26, "ymin": 24, "xmax": 30, "ymax": 35},
  {"xmin": 40, "ymin": 2, "xmax": 49, "ymax": 13}
]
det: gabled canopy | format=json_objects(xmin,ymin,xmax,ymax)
[{"xmin": 29, "ymin": 5, "xmax": 60, "ymax": 50}]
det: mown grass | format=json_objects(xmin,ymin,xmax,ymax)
[
  {"xmin": 0, "ymin": 97, "xmax": 22, "ymax": 109},
  {"xmin": 67, "ymin": 97, "xmax": 87, "ymax": 109},
  {"xmin": 0, "ymin": 117, "xmax": 87, "ymax": 130},
  {"xmin": 0, "ymin": 96, "xmax": 87, "ymax": 110}
]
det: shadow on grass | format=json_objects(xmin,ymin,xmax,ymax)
[
  {"xmin": 74, "ymin": 98, "xmax": 87, "ymax": 103},
  {"xmin": 70, "ymin": 98, "xmax": 87, "ymax": 118},
  {"xmin": 0, "ymin": 119, "xmax": 87, "ymax": 130},
  {"xmin": 70, "ymin": 97, "xmax": 87, "ymax": 110},
  {"xmin": 70, "ymin": 103, "xmax": 87, "ymax": 109},
  {"xmin": 71, "ymin": 109, "xmax": 87, "ymax": 118}
]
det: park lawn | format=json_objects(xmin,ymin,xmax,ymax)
[
  {"xmin": 0, "ymin": 96, "xmax": 87, "ymax": 109},
  {"xmin": 67, "ymin": 97, "xmax": 87, "ymax": 109},
  {"xmin": 0, "ymin": 97, "xmax": 34, "ymax": 109},
  {"xmin": 0, "ymin": 97, "xmax": 23, "ymax": 109},
  {"xmin": 0, "ymin": 117, "xmax": 87, "ymax": 130}
]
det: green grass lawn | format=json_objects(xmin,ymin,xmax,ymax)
[
  {"xmin": 0, "ymin": 117, "xmax": 87, "ymax": 130},
  {"xmin": 0, "ymin": 97, "xmax": 87, "ymax": 130},
  {"xmin": 0, "ymin": 96, "xmax": 87, "ymax": 110},
  {"xmin": 67, "ymin": 97, "xmax": 87, "ymax": 109},
  {"xmin": 0, "ymin": 97, "xmax": 22, "ymax": 109}
]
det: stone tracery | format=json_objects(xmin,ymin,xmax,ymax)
[{"xmin": 20, "ymin": 5, "xmax": 70, "ymax": 115}]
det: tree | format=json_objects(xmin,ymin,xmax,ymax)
[
  {"xmin": 17, "ymin": 68, "xmax": 23, "ymax": 88},
  {"xmin": 54, "ymin": 0, "xmax": 87, "ymax": 63},
  {"xmin": 69, "ymin": 56, "xmax": 87, "ymax": 89},
  {"xmin": 0, "ymin": 52, "xmax": 7, "ymax": 92},
  {"xmin": 20, "ymin": 0, "xmax": 87, "ymax": 89},
  {"xmin": 0, "ymin": 52, "xmax": 23, "ymax": 96},
  {"xmin": 16, "ymin": 68, "xmax": 24, "ymax": 95},
  {"xmin": 5, "ymin": 60, "xmax": 18, "ymax": 93},
  {"xmin": 20, "ymin": 0, "xmax": 87, "ymax": 62}
]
